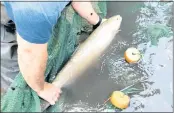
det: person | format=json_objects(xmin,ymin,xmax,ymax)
[{"xmin": 1, "ymin": 1, "xmax": 105, "ymax": 105}]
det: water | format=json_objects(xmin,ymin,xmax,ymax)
[{"xmin": 61, "ymin": 2, "xmax": 173, "ymax": 112}]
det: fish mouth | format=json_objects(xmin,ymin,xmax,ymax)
[
  {"xmin": 112, "ymin": 15, "xmax": 122, "ymax": 30},
  {"xmin": 107, "ymin": 15, "xmax": 122, "ymax": 28},
  {"xmin": 115, "ymin": 15, "xmax": 122, "ymax": 21},
  {"xmin": 109, "ymin": 15, "xmax": 122, "ymax": 22},
  {"xmin": 100, "ymin": 15, "xmax": 122, "ymax": 27}
]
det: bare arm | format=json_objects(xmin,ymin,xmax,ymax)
[
  {"xmin": 17, "ymin": 33, "xmax": 47, "ymax": 92},
  {"xmin": 17, "ymin": 33, "xmax": 61, "ymax": 105},
  {"xmin": 72, "ymin": 1, "xmax": 100, "ymax": 25}
]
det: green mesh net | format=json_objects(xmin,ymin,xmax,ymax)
[
  {"xmin": 146, "ymin": 23, "xmax": 173, "ymax": 46},
  {"xmin": 1, "ymin": 2, "xmax": 107, "ymax": 112}
]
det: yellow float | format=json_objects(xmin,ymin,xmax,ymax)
[
  {"xmin": 124, "ymin": 47, "xmax": 141, "ymax": 63},
  {"xmin": 110, "ymin": 91, "xmax": 130, "ymax": 109}
]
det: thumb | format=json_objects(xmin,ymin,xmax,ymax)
[{"xmin": 49, "ymin": 99, "xmax": 56, "ymax": 105}]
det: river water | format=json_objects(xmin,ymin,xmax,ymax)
[{"xmin": 62, "ymin": 2, "xmax": 173, "ymax": 112}]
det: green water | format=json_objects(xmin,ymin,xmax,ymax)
[{"xmin": 62, "ymin": 2, "xmax": 173, "ymax": 112}]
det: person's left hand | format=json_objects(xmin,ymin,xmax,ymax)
[{"xmin": 37, "ymin": 82, "xmax": 62, "ymax": 105}]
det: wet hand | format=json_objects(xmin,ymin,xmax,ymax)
[{"xmin": 37, "ymin": 82, "xmax": 62, "ymax": 105}]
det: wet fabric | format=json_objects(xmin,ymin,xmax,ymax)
[
  {"xmin": 1, "ymin": 2, "xmax": 107, "ymax": 112},
  {"xmin": 146, "ymin": 24, "xmax": 173, "ymax": 46}
]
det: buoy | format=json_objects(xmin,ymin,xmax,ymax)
[
  {"xmin": 124, "ymin": 47, "xmax": 141, "ymax": 63},
  {"xmin": 110, "ymin": 91, "xmax": 130, "ymax": 109}
]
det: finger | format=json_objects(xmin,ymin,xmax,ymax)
[
  {"xmin": 53, "ymin": 96, "xmax": 58, "ymax": 102},
  {"xmin": 53, "ymin": 92, "xmax": 58, "ymax": 102},
  {"xmin": 53, "ymin": 91, "xmax": 60, "ymax": 101},
  {"xmin": 55, "ymin": 92, "xmax": 60, "ymax": 100},
  {"xmin": 55, "ymin": 91, "xmax": 59, "ymax": 97},
  {"xmin": 56, "ymin": 88, "xmax": 62, "ymax": 94},
  {"xmin": 56, "ymin": 93, "xmax": 60, "ymax": 100},
  {"xmin": 51, "ymin": 94, "xmax": 58, "ymax": 103},
  {"xmin": 59, "ymin": 89, "xmax": 62, "ymax": 94},
  {"xmin": 50, "ymin": 100, "xmax": 55, "ymax": 105}
]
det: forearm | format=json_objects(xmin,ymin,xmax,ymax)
[
  {"xmin": 17, "ymin": 34, "xmax": 48, "ymax": 93},
  {"xmin": 72, "ymin": 1, "xmax": 99, "ymax": 25}
]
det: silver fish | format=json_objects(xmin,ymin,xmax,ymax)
[{"xmin": 41, "ymin": 15, "xmax": 122, "ymax": 111}]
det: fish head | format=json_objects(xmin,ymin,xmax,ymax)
[{"xmin": 102, "ymin": 15, "xmax": 122, "ymax": 33}]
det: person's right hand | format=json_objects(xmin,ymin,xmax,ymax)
[{"xmin": 37, "ymin": 82, "xmax": 62, "ymax": 105}]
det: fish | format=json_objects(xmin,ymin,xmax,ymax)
[{"xmin": 41, "ymin": 15, "xmax": 122, "ymax": 111}]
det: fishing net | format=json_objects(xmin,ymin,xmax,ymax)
[
  {"xmin": 1, "ymin": 2, "xmax": 107, "ymax": 112},
  {"xmin": 147, "ymin": 23, "xmax": 173, "ymax": 46}
]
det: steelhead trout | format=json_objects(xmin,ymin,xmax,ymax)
[{"xmin": 41, "ymin": 15, "xmax": 122, "ymax": 111}]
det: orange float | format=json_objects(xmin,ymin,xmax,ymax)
[
  {"xmin": 124, "ymin": 47, "xmax": 141, "ymax": 63},
  {"xmin": 110, "ymin": 91, "xmax": 130, "ymax": 109}
]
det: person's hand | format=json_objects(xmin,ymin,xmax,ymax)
[{"xmin": 37, "ymin": 82, "xmax": 62, "ymax": 105}]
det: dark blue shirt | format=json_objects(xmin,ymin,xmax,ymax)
[{"xmin": 4, "ymin": 2, "xmax": 70, "ymax": 44}]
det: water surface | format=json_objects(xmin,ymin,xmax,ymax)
[{"xmin": 62, "ymin": 2, "xmax": 173, "ymax": 112}]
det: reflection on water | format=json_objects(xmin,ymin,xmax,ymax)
[{"xmin": 63, "ymin": 2, "xmax": 173, "ymax": 112}]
